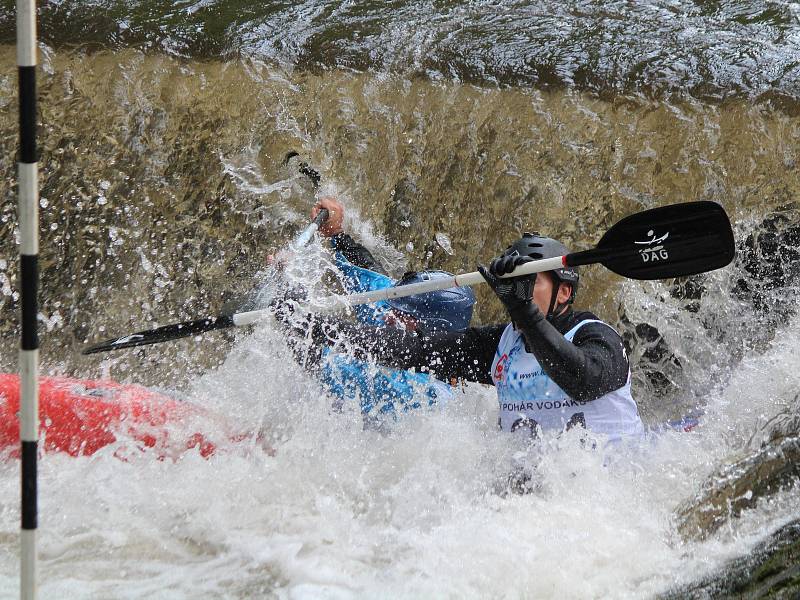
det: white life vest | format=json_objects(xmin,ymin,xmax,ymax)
[{"xmin": 490, "ymin": 319, "xmax": 644, "ymax": 440}]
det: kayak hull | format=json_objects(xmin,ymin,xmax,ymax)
[{"xmin": 0, "ymin": 374, "xmax": 226, "ymax": 459}]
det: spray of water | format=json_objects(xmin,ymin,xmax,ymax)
[{"xmin": 1, "ymin": 47, "xmax": 799, "ymax": 597}]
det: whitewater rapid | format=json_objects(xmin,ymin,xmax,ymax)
[
  {"xmin": 1, "ymin": 283, "xmax": 798, "ymax": 598},
  {"xmin": 0, "ymin": 0, "xmax": 799, "ymax": 587}
]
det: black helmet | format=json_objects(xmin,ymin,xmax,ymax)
[{"xmin": 503, "ymin": 232, "xmax": 580, "ymax": 312}]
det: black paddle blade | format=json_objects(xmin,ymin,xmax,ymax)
[
  {"xmin": 566, "ymin": 201, "xmax": 735, "ymax": 280},
  {"xmin": 82, "ymin": 315, "xmax": 235, "ymax": 355}
]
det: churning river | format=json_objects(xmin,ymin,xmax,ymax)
[{"xmin": 0, "ymin": 1, "xmax": 799, "ymax": 597}]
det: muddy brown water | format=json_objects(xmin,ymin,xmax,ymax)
[
  {"xmin": 1, "ymin": 48, "xmax": 798, "ymax": 385},
  {"xmin": 1, "ymin": 50, "xmax": 800, "ymax": 593}
]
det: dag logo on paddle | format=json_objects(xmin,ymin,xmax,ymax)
[{"xmin": 635, "ymin": 229, "xmax": 670, "ymax": 263}]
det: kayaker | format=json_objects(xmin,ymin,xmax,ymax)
[
  {"xmin": 476, "ymin": 234, "xmax": 642, "ymax": 439},
  {"xmin": 298, "ymin": 197, "xmax": 476, "ymax": 426},
  {"xmin": 276, "ymin": 225, "xmax": 643, "ymax": 441}
]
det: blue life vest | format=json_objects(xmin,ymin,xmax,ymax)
[
  {"xmin": 320, "ymin": 246, "xmax": 456, "ymax": 422},
  {"xmin": 331, "ymin": 250, "xmax": 393, "ymax": 326}
]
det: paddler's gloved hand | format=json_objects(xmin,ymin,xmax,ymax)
[
  {"xmin": 268, "ymin": 292, "xmax": 351, "ymax": 369},
  {"xmin": 268, "ymin": 286, "xmax": 337, "ymax": 345},
  {"xmin": 478, "ymin": 252, "xmax": 542, "ymax": 323},
  {"xmin": 268, "ymin": 287, "xmax": 327, "ymax": 365},
  {"xmin": 268, "ymin": 285, "xmax": 309, "ymax": 329},
  {"xmin": 478, "ymin": 253, "xmax": 537, "ymax": 311}
]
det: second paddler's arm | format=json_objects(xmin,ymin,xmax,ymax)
[
  {"xmin": 303, "ymin": 317, "xmax": 503, "ymax": 385},
  {"xmin": 330, "ymin": 233, "xmax": 388, "ymax": 275},
  {"xmin": 313, "ymin": 196, "xmax": 388, "ymax": 275}
]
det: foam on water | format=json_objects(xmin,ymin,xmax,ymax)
[
  {"xmin": 1, "ymin": 299, "xmax": 798, "ymax": 598},
  {"xmin": 0, "ymin": 47, "xmax": 798, "ymax": 598}
]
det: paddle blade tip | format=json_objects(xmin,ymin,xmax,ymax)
[{"xmin": 590, "ymin": 201, "xmax": 736, "ymax": 280}]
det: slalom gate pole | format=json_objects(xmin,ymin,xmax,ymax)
[{"xmin": 17, "ymin": 0, "xmax": 39, "ymax": 596}]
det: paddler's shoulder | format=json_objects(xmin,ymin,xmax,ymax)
[
  {"xmin": 550, "ymin": 308, "xmax": 613, "ymax": 336},
  {"xmin": 560, "ymin": 310, "xmax": 627, "ymax": 348}
]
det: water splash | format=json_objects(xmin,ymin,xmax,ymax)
[{"xmin": 0, "ymin": 46, "xmax": 798, "ymax": 596}]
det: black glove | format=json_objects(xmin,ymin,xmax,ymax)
[
  {"xmin": 478, "ymin": 253, "xmax": 537, "ymax": 314},
  {"xmin": 268, "ymin": 286, "xmax": 331, "ymax": 368},
  {"xmin": 268, "ymin": 284, "xmax": 310, "ymax": 329}
]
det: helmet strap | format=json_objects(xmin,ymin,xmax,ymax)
[
  {"xmin": 546, "ymin": 286, "xmax": 559, "ymax": 319},
  {"xmin": 546, "ymin": 281, "xmax": 572, "ymax": 320}
]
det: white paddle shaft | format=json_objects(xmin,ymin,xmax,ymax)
[
  {"xmin": 290, "ymin": 220, "xmax": 321, "ymax": 249},
  {"xmin": 232, "ymin": 255, "xmax": 565, "ymax": 326}
]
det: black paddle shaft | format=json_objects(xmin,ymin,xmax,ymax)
[
  {"xmin": 83, "ymin": 315, "xmax": 235, "ymax": 354},
  {"xmin": 566, "ymin": 201, "xmax": 735, "ymax": 280}
]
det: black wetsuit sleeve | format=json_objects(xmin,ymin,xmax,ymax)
[
  {"xmin": 509, "ymin": 305, "xmax": 629, "ymax": 402},
  {"xmin": 306, "ymin": 317, "xmax": 504, "ymax": 384},
  {"xmin": 329, "ymin": 233, "xmax": 387, "ymax": 274}
]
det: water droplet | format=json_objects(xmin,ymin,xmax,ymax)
[{"xmin": 435, "ymin": 232, "xmax": 453, "ymax": 255}]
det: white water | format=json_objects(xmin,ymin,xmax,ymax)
[
  {"xmin": 1, "ymin": 288, "xmax": 799, "ymax": 598},
  {"xmin": 2, "ymin": 204, "xmax": 799, "ymax": 597},
  {"xmin": 2, "ymin": 41, "xmax": 800, "ymax": 598}
]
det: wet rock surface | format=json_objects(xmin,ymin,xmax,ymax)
[{"xmin": 663, "ymin": 519, "xmax": 800, "ymax": 599}]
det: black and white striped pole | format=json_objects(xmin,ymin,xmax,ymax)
[{"xmin": 17, "ymin": 0, "xmax": 39, "ymax": 596}]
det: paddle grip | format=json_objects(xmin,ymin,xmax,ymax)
[{"xmin": 314, "ymin": 208, "xmax": 330, "ymax": 225}]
